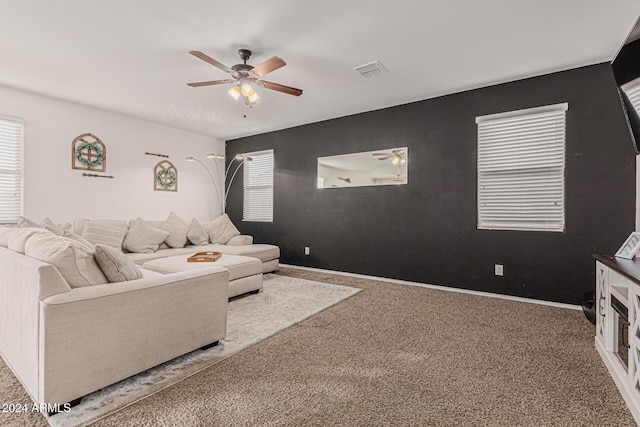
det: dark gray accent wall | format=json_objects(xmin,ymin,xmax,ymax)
[{"xmin": 226, "ymin": 63, "xmax": 636, "ymax": 304}]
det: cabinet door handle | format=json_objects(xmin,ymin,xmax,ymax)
[
  {"xmin": 623, "ymin": 321, "xmax": 631, "ymax": 349},
  {"xmin": 599, "ymin": 295, "xmax": 606, "ymax": 317}
]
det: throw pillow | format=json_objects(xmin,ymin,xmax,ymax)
[
  {"xmin": 41, "ymin": 217, "xmax": 72, "ymax": 235},
  {"xmin": 16, "ymin": 216, "xmax": 40, "ymax": 228},
  {"xmin": 0, "ymin": 226, "xmax": 16, "ymax": 248},
  {"xmin": 122, "ymin": 218, "xmax": 170, "ymax": 253},
  {"xmin": 81, "ymin": 219, "xmax": 129, "ymax": 249},
  {"xmin": 94, "ymin": 244, "xmax": 144, "ymax": 282},
  {"xmin": 160, "ymin": 211, "xmax": 189, "ymax": 248},
  {"xmin": 204, "ymin": 214, "xmax": 241, "ymax": 244},
  {"xmin": 24, "ymin": 232, "xmax": 108, "ymax": 288},
  {"xmin": 187, "ymin": 218, "xmax": 209, "ymax": 246},
  {"xmin": 7, "ymin": 227, "xmax": 46, "ymax": 254}
]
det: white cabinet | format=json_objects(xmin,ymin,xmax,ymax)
[{"xmin": 594, "ymin": 256, "xmax": 640, "ymax": 424}]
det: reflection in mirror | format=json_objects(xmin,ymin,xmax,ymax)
[{"xmin": 317, "ymin": 147, "xmax": 408, "ymax": 188}]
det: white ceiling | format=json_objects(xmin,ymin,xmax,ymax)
[{"xmin": 1, "ymin": 1, "xmax": 639, "ymax": 141}]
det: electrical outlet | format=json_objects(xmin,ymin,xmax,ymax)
[
  {"xmin": 495, "ymin": 264, "xmax": 503, "ymax": 276},
  {"xmin": 304, "ymin": 246, "xmax": 310, "ymax": 256}
]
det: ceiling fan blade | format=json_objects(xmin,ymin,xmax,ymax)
[
  {"xmin": 187, "ymin": 79, "xmax": 234, "ymax": 87},
  {"xmin": 189, "ymin": 50, "xmax": 233, "ymax": 73},
  {"xmin": 250, "ymin": 56, "xmax": 286, "ymax": 78},
  {"xmin": 257, "ymin": 80, "xmax": 303, "ymax": 96}
]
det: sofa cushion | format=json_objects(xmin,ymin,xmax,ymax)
[
  {"xmin": 123, "ymin": 218, "xmax": 170, "ymax": 254},
  {"xmin": 187, "ymin": 218, "xmax": 209, "ymax": 246},
  {"xmin": 208, "ymin": 243, "xmax": 280, "ymax": 263},
  {"xmin": 80, "ymin": 219, "xmax": 129, "ymax": 249},
  {"xmin": 0, "ymin": 226, "xmax": 15, "ymax": 248},
  {"xmin": 94, "ymin": 244, "xmax": 144, "ymax": 282},
  {"xmin": 24, "ymin": 232, "xmax": 108, "ymax": 288},
  {"xmin": 204, "ymin": 214, "xmax": 240, "ymax": 244},
  {"xmin": 160, "ymin": 212, "xmax": 189, "ymax": 248},
  {"xmin": 7, "ymin": 228, "xmax": 46, "ymax": 254}
]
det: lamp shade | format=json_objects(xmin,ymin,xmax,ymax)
[{"xmin": 228, "ymin": 85, "xmax": 242, "ymax": 100}]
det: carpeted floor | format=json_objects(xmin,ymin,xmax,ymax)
[{"xmin": 1, "ymin": 267, "xmax": 636, "ymax": 426}]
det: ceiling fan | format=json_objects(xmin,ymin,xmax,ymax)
[
  {"xmin": 372, "ymin": 149, "xmax": 406, "ymax": 164},
  {"xmin": 187, "ymin": 49, "xmax": 303, "ymax": 104}
]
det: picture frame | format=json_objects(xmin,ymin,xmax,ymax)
[{"xmin": 615, "ymin": 232, "xmax": 640, "ymax": 259}]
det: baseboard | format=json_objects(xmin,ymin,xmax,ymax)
[{"xmin": 279, "ymin": 264, "xmax": 581, "ymax": 311}]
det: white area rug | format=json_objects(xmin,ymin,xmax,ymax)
[{"xmin": 47, "ymin": 274, "xmax": 360, "ymax": 427}]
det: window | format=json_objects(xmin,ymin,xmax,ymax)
[
  {"xmin": 0, "ymin": 115, "xmax": 24, "ymax": 224},
  {"xmin": 243, "ymin": 149, "xmax": 274, "ymax": 222},
  {"xmin": 622, "ymin": 77, "xmax": 640, "ymax": 115},
  {"xmin": 476, "ymin": 103, "xmax": 567, "ymax": 232}
]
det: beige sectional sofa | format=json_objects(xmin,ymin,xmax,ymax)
[
  {"xmin": 0, "ymin": 213, "xmax": 280, "ymax": 411},
  {"xmin": 0, "ymin": 229, "xmax": 229, "ymax": 409}
]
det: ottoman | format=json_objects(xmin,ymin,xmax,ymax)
[{"xmin": 142, "ymin": 254, "xmax": 263, "ymax": 298}]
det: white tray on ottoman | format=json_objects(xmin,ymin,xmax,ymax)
[{"xmin": 142, "ymin": 253, "xmax": 263, "ymax": 298}]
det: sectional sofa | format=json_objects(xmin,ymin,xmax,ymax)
[{"xmin": 0, "ymin": 213, "xmax": 280, "ymax": 411}]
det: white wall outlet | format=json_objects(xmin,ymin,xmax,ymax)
[
  {"xmin": 304, "ymin": 246, "xmax": 310, "ymax": 255},
  {"xmin": 495, "ymin": 264, "xmax": 504, "ymax": 276}
]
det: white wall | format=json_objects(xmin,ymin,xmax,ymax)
[{"xmin": 0, "ymin": 85, "xmax": 224, "ymax": 223}]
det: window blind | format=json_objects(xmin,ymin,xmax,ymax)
[
  {"xmin": 243, "ymin": 149, "xmax": 274, "ymax": 222},
  {"xmin": 476, "ymin": 103, "xmax": 567, "ymax": 232},
  {"xmin": 622, "ymin": 77, "xmax": 640, "ymax": 115},
  {"xmin": 0, "ymin": 115, "xmax": 24, "ymax": 224}
]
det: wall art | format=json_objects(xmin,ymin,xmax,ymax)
[
  {"xmin": 72, "ymin": 133, "xmax": 106, "ymax": 172},
  {"xmin": 154, "ymin": 160, "xmax": 178, "ymax": 192}
]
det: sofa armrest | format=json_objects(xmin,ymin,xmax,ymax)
[
  {"xmin": 38, "ymin": 267, "xmax": 229, "ymax": 405},
  {"xmin": 227, "ymin": 235, "xmax": 253, "ymax": 245}
]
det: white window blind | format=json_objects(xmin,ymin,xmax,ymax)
[
  {"xmin": 243, "ymin": 149, "xmax": 274, "ymax": 222},
  {"xmin": 476, "ymin": 103, "xmax": 567, "ymax": 232},
  {"xmin": 621, "ymin": 77, "xmax": 640, "ymax": 115},
  {"xmin": 0, "ymin": 115, "xmax": 24, "ymax": 224}
]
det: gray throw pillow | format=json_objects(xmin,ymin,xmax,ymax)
[{"xmin": 94, "ymin": 244, "xmax": 144, "ymax": 282}]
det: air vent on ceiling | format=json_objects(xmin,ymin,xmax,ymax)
[{"xmin": 353, "ymin": 60, "xmax": 388, "ymax": 78}]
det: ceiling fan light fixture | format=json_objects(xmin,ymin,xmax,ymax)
[
  {"xmin": 247, "ymin": 91, "xmax": 260, "ymax": 104},
  {"xmin": 228, "ymin": 85, "xmax": 241, "ymax": 100},
  {"xmin": 241, "ymin": 81, "xmax": 255, "ymax": 96}
]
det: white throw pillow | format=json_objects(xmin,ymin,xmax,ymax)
[
  {"xmin": 122, "ymin": 218, "xmax": 170, "ymax": 253},
  {"xmin": 187, "ymin": 218, "xmax": 209, "ymax": 245},
  {"xmin": 160, "ymin": 211, "xmax": 189, "ymax": 248},
  {"xmin": 7, "ymin": 228, "xmax": 46, "ymax": 254},
  {"xmin": 203, "ymin": 214, "xmax": 240, "ymax": 244},
  {"xmin": 94, "ymin": 244, "xmax": 143, "ymax": 282},
  {"xmin": 0, "ymin": 226, "xmax": 16, "ymax": 248},
  {"xmin": 16, "ymin": 216, "xmax": 40, "ymax": 228},
  {"xmin": 25, "ymin": 232, "xmax": 108, "ymax": 288},
  {"xmin": 81, "ymin": 219, "xmax": 129, "ymax": 249}
]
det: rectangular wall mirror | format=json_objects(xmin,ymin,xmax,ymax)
[{"xmin": 317, "ymin": 147, "xmax": 408, "ymax": 188}]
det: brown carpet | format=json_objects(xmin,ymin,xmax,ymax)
[{"xmin": 1, "ymin": 267, "xmax": 636, "ymax": 426}]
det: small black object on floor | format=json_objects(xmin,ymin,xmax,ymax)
[{"xmin": 582, "ymin": 291, "xmax": 596, "ymax": 325}]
